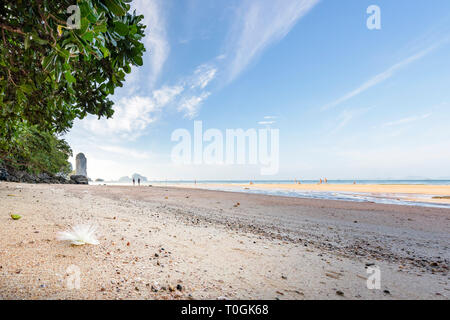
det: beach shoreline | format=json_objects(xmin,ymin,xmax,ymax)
[
  {"xmin": 147, "ymin": 182, "xmax": 450, "ymax": 207},
  {"xmin": 1, "ymin": 182, "xmax": 449, "ymax": 299}
]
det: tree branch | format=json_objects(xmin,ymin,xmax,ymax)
[{"xmin": 0, "ymin": 23, "xmax": 25, "ymax": 35}]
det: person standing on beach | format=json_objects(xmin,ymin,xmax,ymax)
[
  {"xmin": 133, "ymin": 178, "xmax": 135, "ymax": 186},
  {"xmin": 138, "ymin": 178, "xmax": 140, "ymax": 186}
]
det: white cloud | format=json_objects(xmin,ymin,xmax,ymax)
[
  {"xmin": 178, "ymin": 92, "xmax": 211, "ymax": 119},
  {"xmin": 131, "ymin": 0, "xmax": 169, "ymax": 87},
  {"xmin": 191, "ymin": 64, "xmax": 218, "ymax": 89},
  {"xmin": 153, "ymin": 85, "xmax": 184, "ymax": 106},
  {"xmin": 83, "ymin": 85, "xmax": 183, "ymax": 140},
  {"xmin": 321, "ymin": 45, "xmax": 440, "ymax": 110},
  {"xmin": 98, "ymin": 145, "xmax": 152, "ymax": 160},
  {"xmin": 225, "ymin": 0, "xmax": 319, "ymax": 82}
]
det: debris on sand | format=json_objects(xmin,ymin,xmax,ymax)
[{"xmin": 57, "ymin": 224, "xmax": 99, "ymax": 245}]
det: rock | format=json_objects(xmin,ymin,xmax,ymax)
[
  {"xmin": 37, "ymin": 172, "xmax": 51, "ymax": 183},
  {"xmin": 70, "ymin": 175, "xmax": 88, "ymax": 184},
  {"xmin": 383, "ymin": 290, "xmax": 391, "ymax": 295},
  {"xmin": 0, "ymin": 167, "xmax": 8, "ymax": 181},
  {"xmin": 75, "ymin": 153, "xmax": 87, "ymax": 176},
  {"xmin": 151, "ymin": 282, "xmax": 160, "ymax": 292},
  {"xmin": 176, "ymin": 284, "xmax": 183, "ymax": 291},
  {"xmin": 336, "ymin": 290, "xmax": 344, "ymax": 296},
  {"xmin": 0, "ymin": 167, "xmax": 70, "ymax": 184}
]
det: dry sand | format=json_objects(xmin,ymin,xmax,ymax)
[{"xmin": 0, "ymin": 182, "xmax": 449, "ymax": 300}]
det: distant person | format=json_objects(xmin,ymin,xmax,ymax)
[
  {"xmin": 324, "ymin": 178, "xmax": 328, "ymax": 184},
  {"xmin": 133, "ymin": 178, "xmax": 135, "ymax": 186},
  {"xmin": 319, "ymin": 178, "xmax": 323, "ymax": 184},
  {"xmin": 138, "ymin": 178, "xmax": 141, "ymax": 186}
]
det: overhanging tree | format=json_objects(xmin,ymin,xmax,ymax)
[{"xmin": 0, "ymin": 0, "xmax": 146, "ymax": 173}]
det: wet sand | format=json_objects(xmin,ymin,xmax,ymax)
[
  {"xmin": 233, "ymin": 183, "xmax": 450, "ymax": 205},
  {"xmin": 0, "ymin": 182, "xmax": 449, "ymax": 299}
]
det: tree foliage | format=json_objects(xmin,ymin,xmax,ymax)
[
  {"xmin": 0, "ymin": 0, "xmax": 145, "ymax": 134},
  {"xmin": 0, "ymin": 123, "xmax": 73, "ymax": 175},
  {"xmin": 0, "ymin": 0, "xmax": 146, "ymax": 175}
]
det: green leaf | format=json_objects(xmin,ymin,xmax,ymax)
[
  {"xmin": 31, "ymin": 32, "xmax": 48, "ymax": 45},
  {"xmin": 114, "ymin": 21, "xmax": 129, "ymax": 36},
  {"xmin": 104, "ymin": 0, "xmax": 127, "ymax": 16},
  {"xmin": 100, "ymin": 47, "xmax": 110, "ymax": 58},
  {"xmin": 64, "ymin": 71, "xmax": 76, "ymax": 83},
  {"xmin": 133, "ymin": 55, "xmax": 143, "ymax": 66},
  {"xmin": 24, "ymin": 35, "xmax": 30, "ymax": 49},
  {"xmin": 82, "ymin": 31, "xmax": 94, "ymax": 42},
  {"xmin": 20, "ymin": 84, "xmax": 33, "ymax": 94},
  {"xmin": 93, "ymin": 23, "xmax": 107, "ymax": 33},
  {"xmin": 11, "ymin": 214, "xmax": 22, "ymax": 220}
]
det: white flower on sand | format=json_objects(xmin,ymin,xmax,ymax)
[{"xmin": 57, "ymin": 225, "xmax": 99, "ymax": 245}]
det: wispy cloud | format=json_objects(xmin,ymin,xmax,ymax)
[
  {"xmin": 191, "ymin": 64, "xmax": 218, "ymax": 89},
  {"xmin": 82, "ymin": 85, "xmax": 183, "ymax": 140},
  {"xmin": 98, "ymin": 145, "xmax": 152, "ymax": 160},
  {"xmin": 225, "ymin": 0, "xmax": 319, "ymax": 83},
  {"xmin": 258, "ymin": 121, "xmax": 275, "ymax": 125},
  {"xmin": 332, "ymin": 107, "xmax": 371, "ymax": 133},
  {"xmin": 178, "ymin": 92, "xmax": 211, "ymax": 119},
  {"xmin": 131, "ymin": 0, "xmax": 169, "ymax": 87},
  {"xmin": 153, "ymin": 85, "xmax": 184, "ymax": 106},
  {"xmin": 382, "ymin": 113, "xmax": 431, "ymax": 127},
  {"xmin": 321, "ymin": 44, "xmax": 441, "ymax": 111}
]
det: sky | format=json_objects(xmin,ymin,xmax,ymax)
[{"xmin": 66, "ymin": 0, "xmax": 450, "ymax": 181}]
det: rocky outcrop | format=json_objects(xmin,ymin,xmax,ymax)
[
  {"xmin": 0, "ymin": 167, "xmax": 70, "ymax": 184},
  {"xmin": 118, "ymin": 176, "xmax": 131, "ymax": 182},
  {"xmin": 75, "ymin": 153, "xmax": 87, "ymax": 177},
  {"xmin": 70, "ymin": 175, "xmax": 89, "ymax": 184}
]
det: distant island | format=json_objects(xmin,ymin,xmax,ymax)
[{"xmin": 118, "ymin": 174, "xmax": 148, "ymax": 183}]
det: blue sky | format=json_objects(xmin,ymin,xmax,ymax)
[{"xmin": 66, "ymin": 0, "xmax": 450, "ymax": 180}]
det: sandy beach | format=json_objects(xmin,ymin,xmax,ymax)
[{"xmin": 0, "ymin": 182, "xmax": 449, "ymax": 300}]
